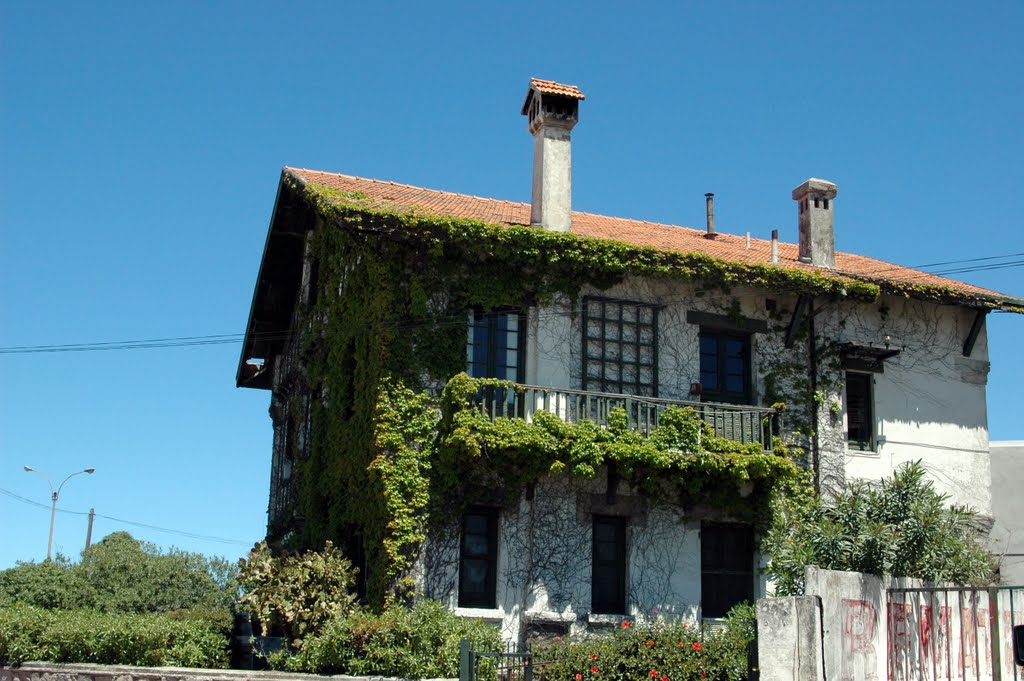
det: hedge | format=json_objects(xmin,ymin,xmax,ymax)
[{"xmin": 0, "ymin": 604, "xmax": 228, "ymax": 668}]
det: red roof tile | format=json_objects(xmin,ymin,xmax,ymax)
[
  {"xmin": 529, "ymin": 78, "xmax": 585, "ymax": 100},
  {"xmin": 285, "ymin": 167, "xmax": 1013, "ymax": 304}
]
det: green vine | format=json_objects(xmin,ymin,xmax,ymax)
[{"xmin": 272, "ymin": 178, "xmax": 877, "ymax": 606}]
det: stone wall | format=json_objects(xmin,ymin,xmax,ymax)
[{"xmin": 0, "ymin": 663, "xmax": 451, "ymax": 681}]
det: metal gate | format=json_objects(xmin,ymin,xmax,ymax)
[
  {"xmin": 460, "ymin": 639, "xmax": 533, "ymax": 681},
  {"xmin": 887, "ymin": 585, "xmax": 1024, "ymax": 681}
]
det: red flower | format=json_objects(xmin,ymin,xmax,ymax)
[
  {"xmin": 576, "ymin": 674, "xmax": 582, "ymax": 680},
  {"xmin": 649, "ymin": 671, "xmax": 659, "ymax": 678},
  {"xmin": 652, "ymin": 608, "xmax": 660, "ymax": 614},
  {"xmin": 591, "ymin": 667, "xmax": 599, "ymax": 674},
  {"xmin": 646, "ymin": 639, "xmax": 655, "ymax": 646},
  {"xmin": 693, "ymin": 642, "xmax": 702, "ymax": 651},
  {"xmin": 622, "ymin": 621, "xmax": 631, "ymax": 628},
  {"xmin": 661, "ymin": 677, "xmax": 669, "ymax": 681},
  {"xmin": 677, "ymin": 642, "xmax": 685, "ymax": 648},
  {"xmin": 589, "ymin": 654, "xmax": 598, "ymax": 661}
]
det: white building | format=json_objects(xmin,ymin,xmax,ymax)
[{"xmin": 237, "ymin": 79, "xmax": 1021, "ymax": 644}]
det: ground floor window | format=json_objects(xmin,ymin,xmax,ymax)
[
  {"xmin": 458, "ymin": 507, "xmax": 498, "ymax": 608},
  {"xmin": 592, "ymin": 515, "xmax": 627, "ymax": 614},
  {"xmin": 701, "ymin": 523, "xmax": 754, "ymax": 618}
]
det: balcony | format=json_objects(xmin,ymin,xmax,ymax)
[{"xmin": 472, "ymin": 384, "xmax": 776, "ymax": 453}]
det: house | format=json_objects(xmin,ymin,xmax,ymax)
[
  {"xmin": 236, "ymin": 79, "xmax": 1022, "ymax": 644},
  {"xmin": 990, "ymin": 441, "xmax": 1024, "ymax": 584}
]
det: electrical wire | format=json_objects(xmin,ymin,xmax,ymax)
[
  {"xmin": 0, "ymin": 486, "xmax": 251, "ymax": 546},
  {"xmin": 2, "ymin": 248, "xmax": 1022, "ymax": 357}
]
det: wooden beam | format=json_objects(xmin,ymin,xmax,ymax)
[
  {"xmin": 785, "ymin": 296, "xmax": 811, "ymax": 349},
  {"xmin": 963, "ymin": 309, "xmax": 988, "ymax": 357}
]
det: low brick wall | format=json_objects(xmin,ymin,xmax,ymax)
[{"xmin": 1, "ymin": 663, "xmax": 454, "ymax": 681}]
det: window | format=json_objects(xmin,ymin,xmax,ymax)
[
  {"xmin": 467, "ymin": 310, "xmax": 525, "ymax": 382},
  {"xmin": 845, "ymin": 371, "xmax": 874, "ymax": 451},
  {"xmin": 699, "ymin": 331, "xmax": 751, "ymax": 404},
  {"xmin": 459, "ymin": 507, "xmax": 498, "ymax": 608},
  {"xmin": 591, "ymin": 515, "xmax": 627, "ymax": 614},
  {"xmin": 701, "ymin": 524, "xmax": 754, "ymax": 618},
  {"xmin": 583, "ymin": 297, "xmax": 658, "ymax": 396}
]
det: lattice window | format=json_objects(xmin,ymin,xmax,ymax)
[{"xmin": 583, "ymin": 297, "xmax": 658, "ymax": 396}]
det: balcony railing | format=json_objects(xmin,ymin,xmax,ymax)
[{"xmin": 473, "ymin": 384, "xmax": 776, "ymax": 453}]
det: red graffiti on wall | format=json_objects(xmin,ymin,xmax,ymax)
[
  {"xmin": 920, "ymin": 605, "xmax": 951, "ymax": 679},
  {"xmin": 842, "ymin": 598, "xmax": 879, "ymax": 681},
  {"xmin": 887, "ymin": 602, "xmax": 912, "ymax": 680}
]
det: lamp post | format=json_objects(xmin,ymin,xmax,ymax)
[{"xmin": 23, "ymin": 466, "xmax": 95, "ymax": 560}]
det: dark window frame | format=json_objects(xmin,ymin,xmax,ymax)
[
  {"xmin": 845, "ymin": 371, "xmax": 875, "ymax": 451},
  {"xmin": 582, "ymin": 296, "xmax": 659, "ymax": 397},
  {"xmin": 698, "ymin": 329, "xmax": 753, "ymax": 404},
  {"xmin": 458, "ymin": 506, "xmax": 499, "ymax": 609},
  {"xmin": 700, "ymin": 523, "xmax": 754, "ymax": 619},
  {"xmin": 591, "ymin": 514, "xmax": 627, "ymax": 614},
  {"xmin": 466, "ymin": 309, "xmax": 527, "ymax": 383}
]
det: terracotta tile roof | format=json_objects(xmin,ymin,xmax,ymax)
[
  {"xmin": 285, "ymin": 167, "xmax": 1012, "ymax": 303},
  {"xmin": 528, "ymin": 78, "xmax": 586, "ymax": 100}
]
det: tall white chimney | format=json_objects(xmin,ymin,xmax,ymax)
[
  {"xmin": 792, "ymin": 178, "xmax": 838, "ymax": 268},
  {"xmin": 521, "ymin": 78, "xmax": 585, "ymax": 232}
]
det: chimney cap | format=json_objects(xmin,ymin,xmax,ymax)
[
  {"xmin": 521, "ymin": 78, "xmax": 586, "ymax": 115},
  {"xmin": 792, "ymin": 178, "xmax": 838, "ymax": 201}
]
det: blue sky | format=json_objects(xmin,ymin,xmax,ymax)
[{"xmin": 2, "ymin": 1, "xmax": 1022, "ymax": 569}]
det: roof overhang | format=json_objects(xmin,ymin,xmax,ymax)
[{"xmin": 235, "ymin": 170, "xmax": 312, "ymax": 389}]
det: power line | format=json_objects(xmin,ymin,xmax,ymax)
[
  {"xmin": 3, "ymin": 247, "xmax": 1022, "ymax": 357},
  {"xmin": 0, "ymin": 486, "xmax": 251, "ymax": 547}
]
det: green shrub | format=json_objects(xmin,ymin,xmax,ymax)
[
  {"xmin": 237, "ymin": 540, "xmax": 358, "ymax": 648},
  {"xmin": 0, "ymin": 604, "xmax": 228, "ymax": 668},
  {"xmin": 287, "ymin": 600, "xmax": 501, "ymax": 678},
  {"xmin": 538, "ymin": 606, "xmax": 754, "ymax": 681},
  {"xmin": 763, "ymin": 461, "xmax": 994, "ymax": 595}
]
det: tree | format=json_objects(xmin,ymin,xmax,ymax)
[
  {"xmin": 764, "ymin": 461, "xmax": 994, "ymax": 595},
  {"xmin": 0, "ymin": 531, "xmax": 238, "ymax": 614}
]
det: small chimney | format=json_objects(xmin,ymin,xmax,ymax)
[
  {"xmin": 704, "ymin": 193, "xmax": 716, "ymax": 239},
  {"xmin": 521, "ymin": 78, "xmax": 586, "ymax": 232},
  {"xmin": 770, "ymin": 229, "xmax": 779, "ymax": 264},
  {"xmin": 792, "ymin": 178, "xmax": 838, "ymax": 267}
]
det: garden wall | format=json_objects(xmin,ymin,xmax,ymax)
[
  {"xmin": 1, "ymin": 663, "xmax": 453, "ymax": 681},
  {"xmin": 757, "ymin": 567, "xmax": 1024, "ymax": 681}
]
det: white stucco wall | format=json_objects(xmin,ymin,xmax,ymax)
[
  {"xmin": 413, "ymin": 472, "xmax": 765, "ymax": 644},
  {"xmin": 990, "ymin": 441, "xmax": 1024, "ymax": 584},
  {"xmin": 524, "ymin": 280, "xmax": 992, "ymax": 513}
]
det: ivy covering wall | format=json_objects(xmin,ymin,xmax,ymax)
[{"xmin": 270, "ymin": 179, "xmax": 999, "ymax": 607}]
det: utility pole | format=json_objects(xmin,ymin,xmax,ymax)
[
  {"xmin": 85, "ymin": 507, "xmax": 95, "ymax": 551},
  {"xmin": 23, "ymin": 466, "xmax": 96, "ymax": 560}
]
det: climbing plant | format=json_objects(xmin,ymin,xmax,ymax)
[{"xmin": 269, "ymin": 179, "xmax": 1003, "ymax": 606}]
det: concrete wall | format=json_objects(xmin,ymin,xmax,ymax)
[
  {"xmin": 991, "ymin": 441, "xmax": 1024, "ymax": 584},
  {"xmin": 0, "ymin": 663, "xmax": 447, "ymax": 681},
  {"xmin": 802, "ymin": 566, "xmax": 1024, "ymax": 681}
]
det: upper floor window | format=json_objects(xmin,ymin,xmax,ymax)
[
  {"xmin": 458, "ymin": 507, "xmax": 498, "ymax": 608},
  {"xmin": 583, "ymin": 297, "xmax": 658, "ymax": 396},
  {"xmin": 845, "ymin": 371, "xmax": 874, "ymax": 451},
  {"xmin": 467, "ymin": 310, "xmax": 525, "ymax": 382},
  {"xmin": 701, "ymin": 523, "xmax": 754, "ymax": 618},
  {"xmin": 591, "ymin": 515, "xmax": 627, "ymax": 614},
  {"xmin": 699, "ymin": 330, "xmax": 751, "ymax": 404}
]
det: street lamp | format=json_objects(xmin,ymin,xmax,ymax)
[{"xmin": 23, "ymin": 465, "xmax": 95, "ymax": 560}]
